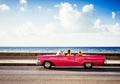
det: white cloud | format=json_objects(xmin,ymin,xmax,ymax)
[
  {"xmin": 0, "ymin": 4, "xmax": 10, "ymax": 11},
  {"xmin": 20, "ymin": 0, "xmax": 27, "ymax": 4},
  {"xmin": 45, "ymin": 22, "xmax": 58, "ymax": 33},
  {"xmin": 1, "ymin": 31, "xmax": 120, "ymax": 46},
  {"xmin": 19, "ymin": 0, "xmax": 27, "ymax": 11},
  {"xmin": 107, "ymin": 23, "xmax": 120, "ymax": 33},
  {"xmin": 0, "ymin": 2, "xmax": 120, "ymax": 46},
  {"xmin": 37, "ymin": 6, "xmax": 41, "ymax": 9},
  {"xmin": 16, "ymin": 22, "xmax": 37, "ymax": 35},
  {"xmin": 94, "ymin": 19, "xmax": 102, "ymax": 29},
  {"xmin": 53, "ymin": 3, "xmax": 96, "ymax": 33},
  {"xmin": 50, "ymin": 3, "xmax": 120, "ymax": 34},
  {"xmin": 20, "ymin": 6, "xmax": 25, "ymax": 11},
  {"xmin": 82, "ymin": 4, "xmax": 94, "ymax": 13},
  {"xmin": 112, "ymin": 12, "xmax": 116, "ymax": 19},
  {"xmin": 94, "ymin": 19, "xmax": 108, "ymax": 32},
  {"xmin": 56, "ymin": 3, "xmax": 81, "ymax": 31},
  {"xmin": 94, "ymin": 19, "xmax": 120, "ymax": 33}
]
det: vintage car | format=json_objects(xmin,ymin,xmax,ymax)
[{"xmin": 36, "ymin": 51, "xmax": 106, "ymax": 69}]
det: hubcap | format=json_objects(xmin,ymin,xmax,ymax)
[
  {"xmin": 86, "ymin": 63, "xmax": 92, "ymax": 68},
  {"xmin": 45, "ymin": 62, "xmax": 51, "ymax": 68}
]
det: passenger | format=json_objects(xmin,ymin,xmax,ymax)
[
  {"xmin": 77, "ymin": 51, "xmax": 82, "ymax": 56},
  {"xmin": 66, "ymin": 50, "xmax": 71, "ymax": 56},
  {"xmin": 56, "ymin": 51, "xmax": 65, "ymax": 56},
  {"xmin": 61, "ymin": 51, "xmax": 65, "ymax": 56}
]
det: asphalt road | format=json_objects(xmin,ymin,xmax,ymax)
[{"xmin": 0, "ymin": 66, "xmax": 120, "ymax": 84}]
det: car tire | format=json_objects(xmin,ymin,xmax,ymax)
[
  {"xmin": 43, "ymin": 61, "xmax": 52, "ymax": 69},
  {"xmin": 84, "ymin": 62, "xmax": 93, "ymax": 68}
]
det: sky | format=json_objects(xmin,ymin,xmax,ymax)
[{"xmin": 0, "ymin": 0, "xmax": 120, "ymax": 47}]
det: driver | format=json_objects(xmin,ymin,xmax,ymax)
[{"xmin": 66, "ymin": 50, "xmax": 71, "ymax": 56}]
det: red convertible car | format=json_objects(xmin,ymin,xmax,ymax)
[{"xmin": 36, "ymin": 52, "xmax": 106, "ymax": 69}]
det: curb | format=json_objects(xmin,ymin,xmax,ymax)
[
  {"xmin": 0, "ymin": 63, "xmax": 120, "ymax": 66},
  {"xmin": 0, "ymin": 63, "xmax": 36, "ymax": 66},
  {"xmin": 0, "ymin": 59, "xmax": 120, "ymax": 66}
]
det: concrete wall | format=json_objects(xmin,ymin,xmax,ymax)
[
  {"xmin": 0, "ymin": 52, "xmax": 120, "ymax": 60},
  {"xmin": 0, "ymin": 52, "xmax": 55, "ymax": 59}
]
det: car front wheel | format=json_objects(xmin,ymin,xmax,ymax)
[
  {"xmin": 43, "ymin": 61, "xmax": 52, "ymax": 69},
  {"xmin": 84, "ymin": 62, "xmax": 93, "ymax": 68}
]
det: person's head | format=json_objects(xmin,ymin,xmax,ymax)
[
  {"xmin": 61, "ymin": 51, "xmax": 63, "ymax": 53},
  {"xmin": 68, "ymin": 50, "xmax": 71, "ymax": 53},
  {"xmin": 79, "ymin": 51, "xmax": 82, "ymax": 53},
  {"xmin": 61, "ymin": 51, "xmax": 64, "ymax": 53}
]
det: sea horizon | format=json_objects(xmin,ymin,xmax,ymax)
[{"xmin": 0, "ymin": 46, "xmax": 120, "ymax": 53}]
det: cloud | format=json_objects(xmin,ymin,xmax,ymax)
[
  {"xmin": 94, "ymin": 19, "xmax": 102, "ymax": 29},
  {"xmin": 19, "ymin": 0, "xmax": 27, "ymax": 11},
  {"xmin": 16, "ymin": 22, "xmax": 37, "ymax": 35},
  {"xmin": 37, "ymin": 6, "xmax": 41, "ymax": 9},
  {"xmin": 94, "ymin": 19, "xmax": 108, "ymax": 32},
  {"xmin": 55, "ymin": 3, "xmax": 81, "ymax": 31},
  {"xmin": 0, "ymin": 4, "xmax": 10, "ymax": 11},
  {"xmin": 94, "ymin": 19, "xmax": 120, "ymax": 33},
  {"xmin": 0, "ymin": 2, "xmax": 120, "ymax": 46},
  {"xmin": 1, "ymin": 30, "xmax": 120, "ymax": 46},
  {"xmin": 20, "ymin": 6, "xmax": 25, "ymax": 11},
  {"xmin": 82, "ymin": 4, "xmax": 94, "ymax": 13},
  {"xmin": 45, "ymin": 22, "xmax": 58, "ymax": 33},
  {"xmin": 107, "ymin": 23, "xmax": 120, "ymax": 33},
  {"xmin": 53, "ymin": 3, "xmax": 120, "ymax": 33},
  {"xmin": 112, "ymin": 12, "xmax": 116, "ymax": 19},
  {"xmin": 53, "ymin": 3, "xmax": 96, "ymax": 33},
  {"xmin": 20, "ymin": 0, "xmax": 27, "ymax": 4}
]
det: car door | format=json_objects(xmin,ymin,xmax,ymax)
[
  {"xmin": 74, "ymin": 56, "xmax": 84, "ymax": 66},
  {"xmin": 56, "ymin": 56, "xmax": 76, "ymax": 66}
]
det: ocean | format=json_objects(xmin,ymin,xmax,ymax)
[{"xmin": 0, "ymin": 47, "xmax": 120, "ymax": 53}]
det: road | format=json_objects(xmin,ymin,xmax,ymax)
[{"xmin": 0, "ymin": 66, "xmax": 120, "ymax": 84}]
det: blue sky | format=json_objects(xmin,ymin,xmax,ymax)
[{"xmin": 0, "ymin": 0, "xmax": 120, "ymax": 46}]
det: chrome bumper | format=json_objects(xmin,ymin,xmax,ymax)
[{"xmin": 36, "ymin": 60, "xmax": 41, "ymax": 66}]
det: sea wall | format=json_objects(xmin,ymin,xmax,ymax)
[{"xmin": 0, "ymin": 52, "xmax": 120, "ymax": 60}]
